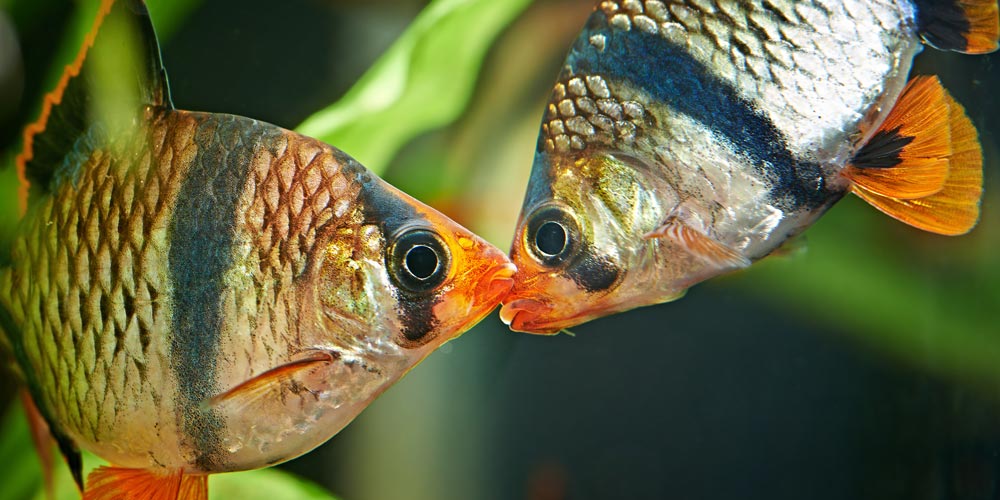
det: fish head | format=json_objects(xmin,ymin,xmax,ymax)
[
  {"xmin": 501, "ymin": 149, "xmax": 687, "ymax": 334},
  {"xmin": 207, "ymin": 155, "xmax": 514, "ymax": 472},
  {"xmin": 306, "ymin": 173, "xmax": 515, "ymax": 364}
]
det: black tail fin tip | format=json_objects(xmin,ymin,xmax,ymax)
[
  {"xmin": 914, "ymin": 0, "xmax": 1000, "ymax": 54},
  {"xmin": 15, "ymin": 0, "xmax": 172, "ymax": 214}
]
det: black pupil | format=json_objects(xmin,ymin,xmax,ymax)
[
  {"xmin": 404, "ymin": 244, "xmax": 439, "ymax": 280},
  {"xmin": 535, "ymin": 221, "xmax": 567, "ymax": 256}
]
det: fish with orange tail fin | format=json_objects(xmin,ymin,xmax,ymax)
[
  {"xmin": 500, "ymin": 0, "xmax": 997, "ymax": 334},
  {"xmin": 0, "ymin": 1, "xmax": 515, "ymax": 498}
]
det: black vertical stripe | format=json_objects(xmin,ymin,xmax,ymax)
[
  {"xmin": 167, "ymin": 112, "xmax": 280, "ymax": 470},
  {"xmin": 352, "ymin": 159, "xmax": 441, "ymax": 345},
  {"xmin": 564, "ymin": 11, "xmax": 832, "ymax": 211}
]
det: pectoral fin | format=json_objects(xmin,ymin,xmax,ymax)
[
  {"xmin": 644, "ymin": 218, "xmax": 750, "ymax": 270},
  {"xmin": 206, "ymin": 350, "xmax": 337, "ymax": 412}
]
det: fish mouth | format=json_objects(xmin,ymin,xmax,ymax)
[
  {"xmin": 480, "ymin": 263, "xmax": 517, "ymax": 305},
  {"xmin": 499, "ymin": 298, "xmax": 564, "ymax": 335}
]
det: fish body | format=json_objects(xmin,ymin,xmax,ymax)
[
  {"xmin": 0, "ymin": 1, "xmax": 514, "ymax": 496},
  {"xmin": 501, "ymin": 0, "xmax": 996, "ymax": 334}
]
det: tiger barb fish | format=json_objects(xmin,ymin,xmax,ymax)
[
  {"xmin": 501, "ymin": 0, "xmax": 997, "ymax": 334},
  {"xmin": 0, "ymin": 1, "xmax": 515, "ymax": 497}
]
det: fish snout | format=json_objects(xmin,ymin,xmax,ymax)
[
  {"xmin": 487, "ymin": 262, "xmax": 517, "ymax": 302},
  {"xmin": 463, "ymin": 235, "xmax": 517, "ymax": 307},
  {"xmin": 479, "ymin": 261, "xmax": 517, "ymax": 306}
]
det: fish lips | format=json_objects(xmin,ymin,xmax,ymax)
[
  {"xmin": 479, "ymin": 262, "xmax": 517, "ymax": 308},
  {"xmin": 499, "ymin": 298, "xmax": 563, "ymax": 335}
]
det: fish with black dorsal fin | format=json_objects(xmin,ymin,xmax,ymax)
[
  {"xmin": 500, "ymin": 0, "xmax": 996, "ymax": 334},
  {"xmin": 0, "ymin": 1, "xmax": 515, "ymax": 498}
]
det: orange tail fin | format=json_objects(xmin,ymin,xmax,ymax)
[
  {"xmin": 84, "ymin": 467, "xmax": 207, "ymax": 500},
  {"xmin": 843, "ymin": 76, "xmax": 983, "ymax": 235}
]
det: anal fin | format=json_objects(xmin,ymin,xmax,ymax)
[
  {"xmin": 84, "ymin": 467, "xmax": 207, "ymax": 500},
  {"xmin": 844, "ymin": 76, "xmax": 950, "ymax": 199},
  {"xmin": 644, "ymin": 218, "xmax": 750, "ymax": 270},
  {"xmin": 845, "ymin": 76, "xmax": 982, "ymax": 235}
]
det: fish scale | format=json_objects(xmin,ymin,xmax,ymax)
[
  {"xmin": 3, "ymin": 109, "xmax": 196, "ymax": 463},
  {"xmin": 596, "ymin": 0, "xmax": 917, "ymax": 161}
]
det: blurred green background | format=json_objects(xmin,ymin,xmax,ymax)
[{"xmin": 1, "ymin": 1, "xmax": 999, "ymax": 499}]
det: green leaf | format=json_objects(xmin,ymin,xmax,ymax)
[{"xmin": 295, "ymin": 0, "xmax": 534, "ymax": 175}]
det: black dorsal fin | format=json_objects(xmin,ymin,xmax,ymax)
[{"xmin": 15, "ymin": 0, "xmax": 172, "ymax": 214}]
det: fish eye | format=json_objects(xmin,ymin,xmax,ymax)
[
  {"xmin": 525, "ymin": 205, "xmax": 579, "ymax": 267},
  {"xmin": 535, "ymin": 221, "xmax": 567, "ymax": 257},
  {"xmin": 389, "ymin": 229, "xmax": 450, "ymax": 293}
]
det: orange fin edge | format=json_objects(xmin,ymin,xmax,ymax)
[
  {"xmin": 14, "ymin": 0, "xmax": 115, "ymax": 217},
  {"xmin": 849, "ymin": 77, "xmax": 983, "ymax": 235},
  {"xmin": 644, "ymin": 219, "xmax": 751, "ymax": 270},
  {"xmin": 915, "ymin": 0, "xmax": 999, "ymax": 54},
  {"xmin": 84, "ymin": 467, "xmax": 207, "ymax": 500},
  {"xmin": 207, "ymin": 350, "xmax": 337, "ymax": 409},
  {"xmin": 959, "ymin": 0, "xmax": 1000, "ymax": 53}
]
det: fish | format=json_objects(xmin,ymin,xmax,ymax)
[
  {"xmin": 499, "ymin": 0, "xmax": 997, "ymax": 334},
  {"xmin": 0, "ymin": 0, "xmax": 515, "ymax": 498}
]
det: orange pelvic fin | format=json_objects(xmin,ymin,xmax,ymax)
[
  {"xmin": 644, "ymin": 218, "xmax": 751, "ymax": 270},
  {"xmin": 207, "ymin": 350, "xmax": 336, "ymax": 412},
  {"xmin": 846, "ymin": 76, "xmax": 983, "ymax": 235},
  {"xmin": 915, "ymin": 0, "xmax": 999, "ymax": 54},
  {"xmin": 84, "ymin": 467, "xmax": 207, "ymax": 500}
]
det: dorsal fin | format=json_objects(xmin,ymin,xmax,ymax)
[
  {"xmin": 913, "ymin": 0, "xmax": 999, "ymax": 54},
  {"xmin": 15, "ymin": 0, "xmax": 172, "ymax": 215}
]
